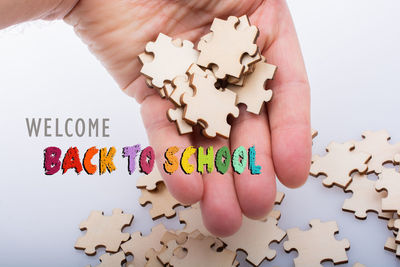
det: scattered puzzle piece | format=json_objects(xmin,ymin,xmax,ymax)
[
  {"xmin": 141, "ymin": 33, "xmax": 199, "ymax": 88},
  {"xmin": 167, "ymin": 107, "xmax": 193, "ymax": 134},
  {"xmin": 227, "ymin": 57, "xmax": 275, "ymax": 114},
  {"xmin": 394, "ymin": 219, "xmax": 400, "ymax": 244},
  {"xmin": 310, "ymin": 142, "xmax": 371, "ymax": 188},
  {"xmin": 136, "ymin": 165, "xmax": 163, "ymax": 191},
  {"xmin": 354, "ymin": 130, "xmax": 400, "ymax": 174},
  {"xmin": 169, "ymin": 236, "xmax": 236, "ymax": 267},
  {"xmin": 75, "ymin": 209, "xmax": 133, "ymax": 255},
  {"xmin": 177, "ymin": 203, "xmax": 212, "ymax": 237},
  {"xmin": 139, "ymin": 181, "xmax": 183, "ymax": 219},
  {"xmin": 220, "ymin": 216, "xmax": 286, "ymax": 265},
  {"xmin": 95, "ymin": 251, "xmax": 126, "ymax": 267},
  {"xmin": 121, "ymin": 224, "xmax": 167, "ymax": 267},
  {"xmin": 384, "ymin": 236, "xmax": 400, "ymax": 256},
  {"xmin": 284, "ymin": 219, "xmax": 350, "ymax": 267},
  {"xmin": 197, "ymin": 16, "xmax": 258, "ymax": 79},
  {"xmin": 353, "ymin": 263, "xmax": 366, "ymax": 267},
  {"xmin": 264, "ymin": 191, "xmax": 285, "ymax": 221},
  {"xmin": 376, "ymin": 168, "xmax": 400, "ymax": 213},
  {"xmin": 182, "ymin": 72, "xmax": 239, "ymax": 138},
  {"xmin": 342, "ymin": 173, "xmax": 393, "ymax": 220},
  {"xmin": 144, "ymin": 249, "xmax": 164, "ymax": 267}
]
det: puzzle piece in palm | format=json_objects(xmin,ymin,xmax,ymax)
[
  {"xmin": 197, "ymin": 16, "xmax": 258, "ymax": 79},
  {"xmin": 227, "ymin": 57, "xmax": 276, "ymax": 114},
  {"xmin": 342, "ymin": 173, "xmax": 393, "ymax": 219},
  {"xmin": 310, "ymin": 142, "xmax": 371, "ymax": 188},
  {"xmin": 169, "ymin": 64, "xmax": 205, "ymax": 107},
  {"xmin": 167, "ymin": 107, "xmax": 193, "ymax": 135},
  {"xmin": 140, "ymin": 33, "xmax": 199, "ymax": 88},
  {"xmin": 75, "ymin": 209, "xmax": 133, "ymax": 255},
  {"xmin": 182, "ymin": 72, "xmax": 239, "ymax": 138},
  {"xmin": 354, "ymin": 130, "xmax": 400, "ymax": 174},
  {"xmin": 284, "ymin": 219, "xmax": 350, "ymax": 267}
]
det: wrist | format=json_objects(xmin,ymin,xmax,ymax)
[{"xmin": 44, "ymin": 0, "xmax": 80, "ymax": 20}]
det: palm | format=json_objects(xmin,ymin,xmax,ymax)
[{"xmin": 66, "ymin": 0, "xmax": 311, "ymax": 236}]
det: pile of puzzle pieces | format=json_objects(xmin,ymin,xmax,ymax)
[
  {"xmin": 74, "ymin": 131, "xmax": 377, "ymax": 267},
  {"xmin": 311, "ymin": 129, "xmax": 400, "ymax": 261},
  {"xmin": 139, "ymin": 15, "xmax": 276, "ymax": 138}
]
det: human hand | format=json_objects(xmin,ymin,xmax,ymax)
[{"xmin": 64, "ymin": 0, "xmax": 311, "ymax": 236}]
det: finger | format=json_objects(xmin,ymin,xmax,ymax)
[
  {"xmin": 254, "ymin": 1, "xmax": 311, "ymax": 188},
  {"xmin": 140, "ymin": 84, "xmax": 203, "ymax": 204},
  {"xmin": 230, "ymin": 105, "xmax": 277, "ymax": 219},
  {"xmin": 193, "ymin": 131, "xmax": 242, "ymax": 237}
]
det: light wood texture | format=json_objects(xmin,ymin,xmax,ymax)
[
  {"xmin": 227, "ymin": 56, "xmax": 276, "ymax": 114},
  {"xmin": 121, "ymin": 224, "xmax": 167, "ymax": 267},
  {"xmin": 167, "ymin": 107, "xmax": 193, "ymax": 135},
  {"xmin": 96, "ymin": 251, "xmax": 126, "ymax": 267},
  {"xmin": 141, "ymin": 33, "xmax": 199, "ymax": 88},
  {"xmin": 342, "ymin": 173, "xmax": 392, "ymax": 219},
  {"xmin": 75, "ymin": 209, "xmax": 133, "ymax": 255},
  {"xmin": 136, "ymin": 165, "xmax": 163, "ymax": 191},
  {"xmin": 182, "ymin": 72, "xmax": 239, "ymax": 138},
  {"xmin": 197, "ymin": 16, "xmax": 258, "ymax": 79},
  {"xmin": 169, "ymin": 236, "xmax": 236, "ymax": 267},
  {"xmin": 376, "ymin": 168, "xmax": 400, "ymax": 213},
  {"xmin": 310, "ymin": 142, "xmax": 371, "ymax": 188},
  {"xmin": 220, "ymin": 216, "xmax": 286, "ymax": 265},
  {"xmin": 354, "ymin": 130, "xmax": 400, "ymax": 174},
  {"xmin": 284, "ymin": 219, "xmax": 350, "ymax": 267},
  {"xmin": 139, "ymin": 181, "xmax": 183, "ymax": 219}
]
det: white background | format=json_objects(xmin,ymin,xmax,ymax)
[{"xmin": 1, "ymin": 0, "xmax": 400, "ymax": 266}]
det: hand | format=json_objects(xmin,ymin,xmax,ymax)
[{"xmin": 64, "ymin": 0, "xmax": 311, "ymax": 236}]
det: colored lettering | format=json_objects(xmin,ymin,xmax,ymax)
[
  {"xmin": 232, "ymin": 146, "xmax": 247, "ymax": 174},
  {"xmin": 99, "ymin": 147, "xmax": 116, "ymax": 174},
  {"xmin": 164, "ymin": 146, "xmax": 179, "ymax": 174},
  {"xmin": 62, "ymin": 147, "xmax": 83, "ymax": 174},
  {"xmin": 139, "ymin": 146, "xmax": 155, "ymax": 174},
  {"xmin": 83, "ymin": 146, "xmax": 99, "ymax": 175},
  {"xmin": 122, "ymin": 145, "xmax": 141, "ymax": 174},
  {"xmin": 197, "ymin": 146, "xmax": 214, "ymax": 174},
  {"xmin": 181, "ymin": 146, "xmax": 196, "ymax": 174},
  {"xmin": 215, "ymin": 146, "xmax": 230, "ymax": 174},
  {"xmin": 43, "ymin": 146, "xmax": 61, "ymax": 175}
]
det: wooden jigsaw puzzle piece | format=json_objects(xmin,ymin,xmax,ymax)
[
  {"xmin": 75, "ymin": 209, "xmax": 133, "ymax": 255},
  {"xmin": 354, "ymin": 130, "xmax": 400, "ymax": 174},
  {"xmin": 376, "ymin": 168, "xmax": 400, "ymax": 213},
  {"xmin": 141, "ymin": 33, "xmax": 199, "ymax": 88},
  {"xmin": 182, "ymin": 72, "xmax": 239, "ymax": 138},
  {"xmin": 139, "ymin": 182, "xmax": 183, "ymax": 219},
  {"xmin": 121, "ymin": 224, "xmax": 167, "ymax": 267},
  {"xmin": 227, "ymin": 57, "xmax": 276, "ymax": 114},
  {"xmin": 167, "ymin": 107, "xmax": 193, "ymax": 135},
  {"xmin": 136, "ymin": 165, "xmax": 164, "ymax": 191},
  {"xmin": 284, "ymin": 219, "xmax": 350, "ymax": 267},
  {"xmin": 342, "ymin": 173, "xmax": 393, "ymax": 220},
  {"xmin": 310, "ymin": 142, "xmax": 371, "ymax": 188},
  {"xmin": 197, "ymin": 16, "xmax": 258, "ymax": 79}
]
